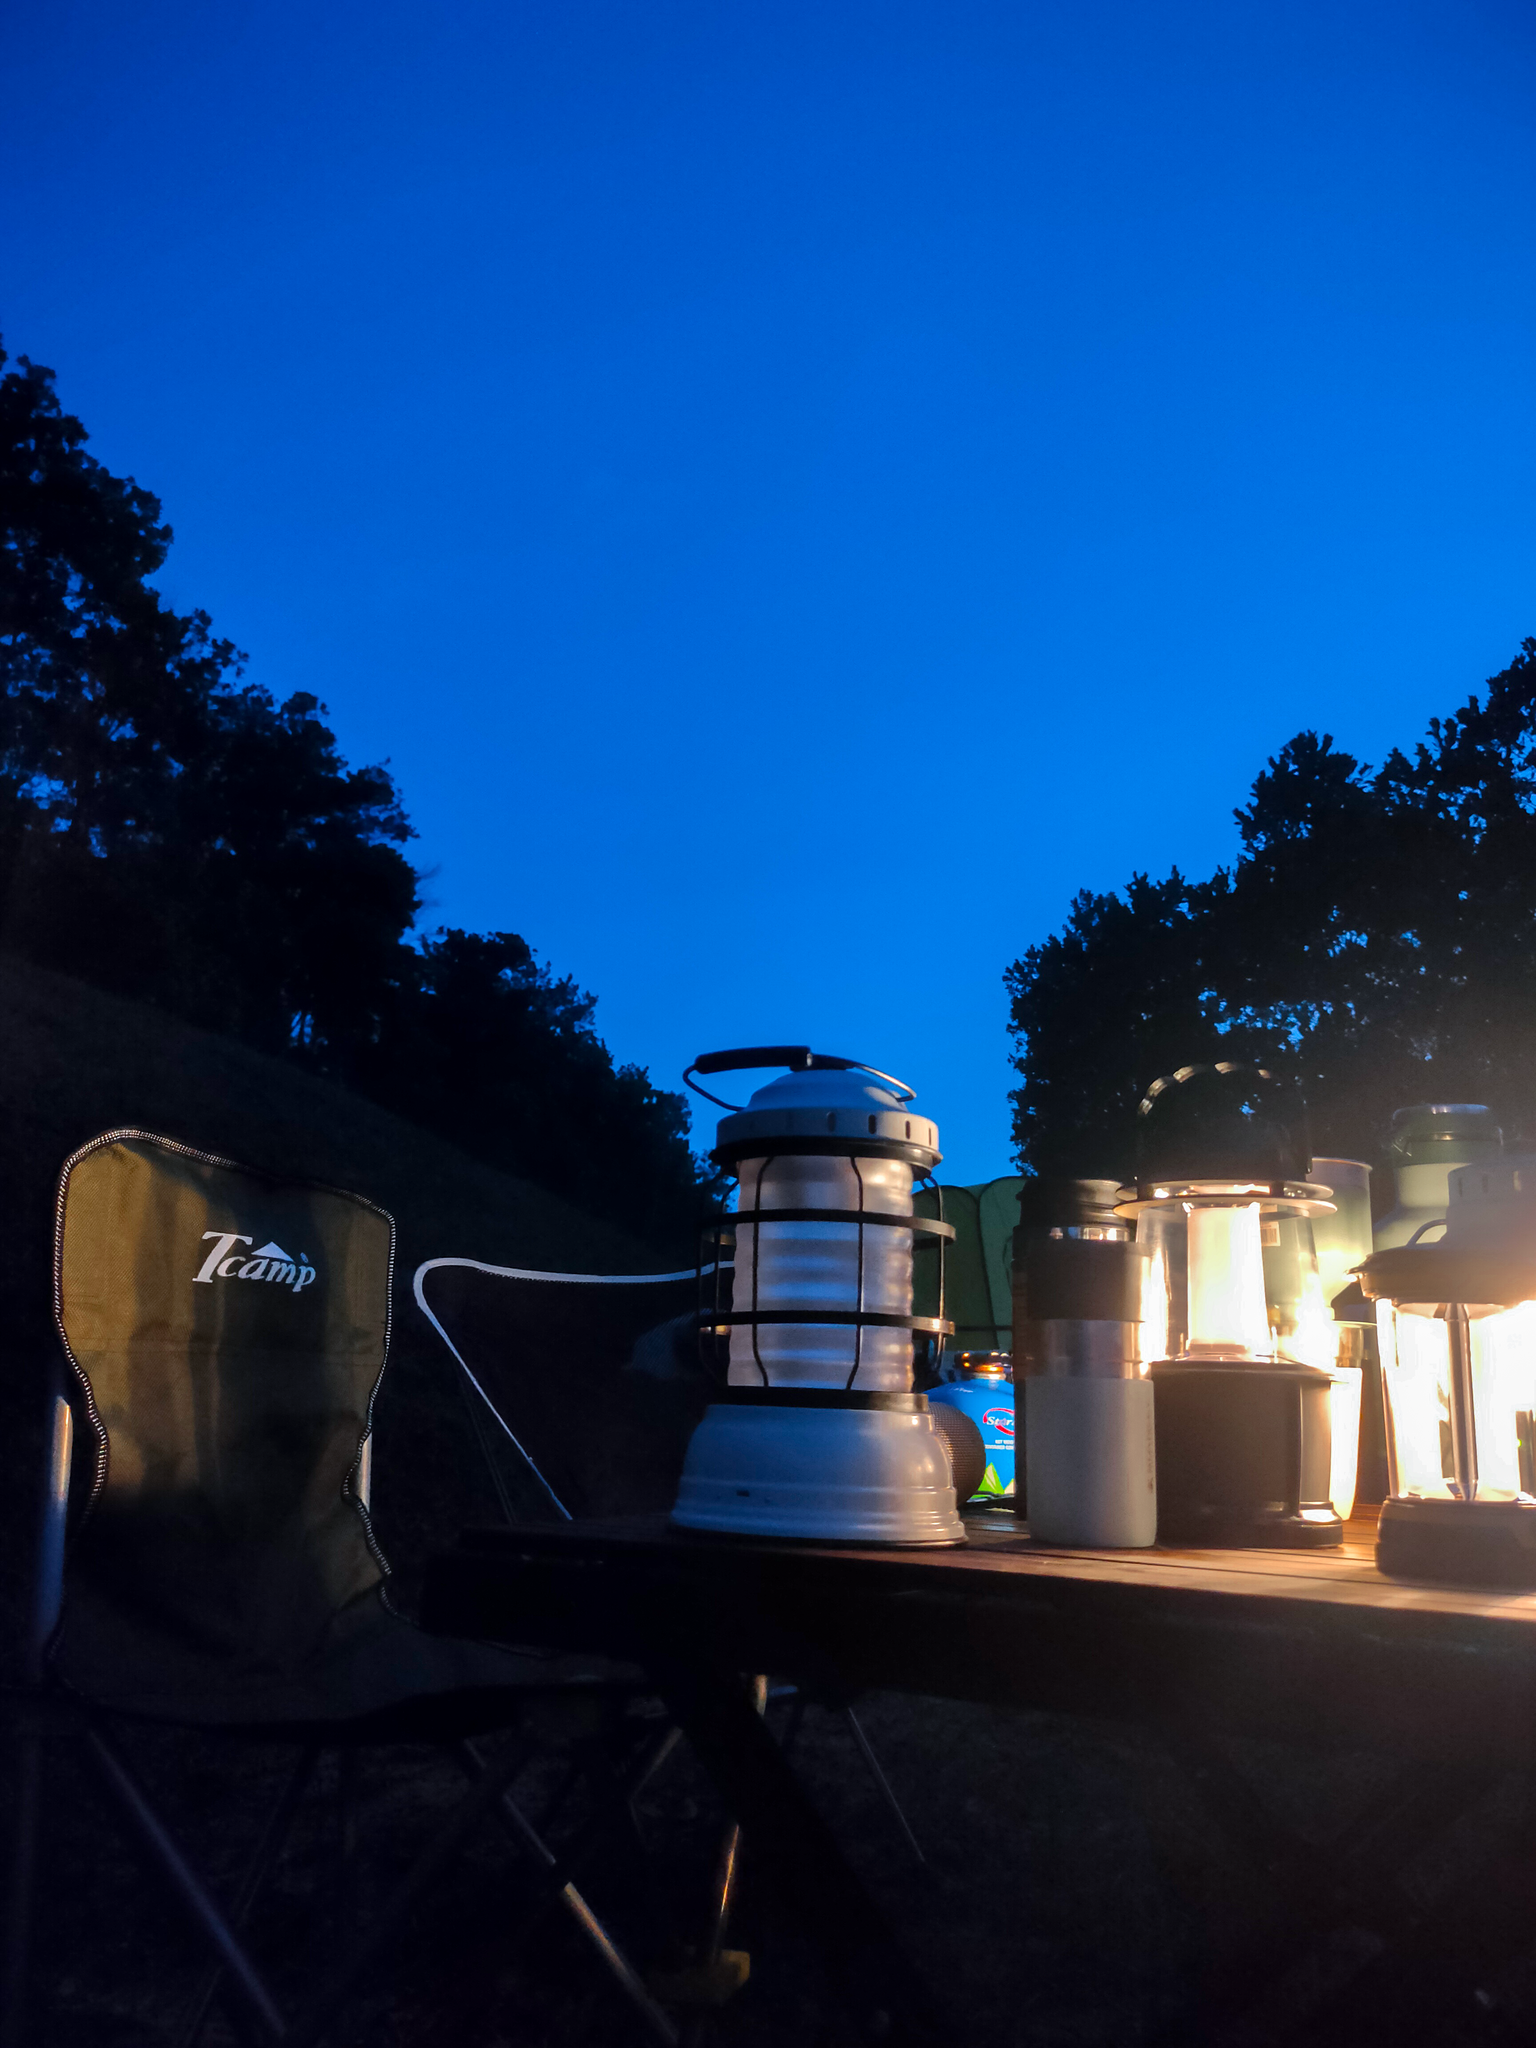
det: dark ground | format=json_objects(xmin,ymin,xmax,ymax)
[{"xmin": 22, "ymin": 1675, "xmax": 1534, "ymax": 2048}]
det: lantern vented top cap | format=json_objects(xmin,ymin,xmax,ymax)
[
  {"xmin": 687, "ymin": 1046, "xmax": 940, "ymax": 1169},
  {"xmin": 1388, "ymin": 1103, "xmax": 1501, "ymax": 1165},
  {"xmin": 1133, "ymin": 1061, "xmax": 1310, "ymax": 1193}
]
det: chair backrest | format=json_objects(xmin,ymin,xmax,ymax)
[
  {"xmin": 413, "ymin": 1257, "xmax": 701, "ymax": 1522},
  {"xmin": 54, "ymin": 1131, "xmax": 394, "ymax": 1698}
]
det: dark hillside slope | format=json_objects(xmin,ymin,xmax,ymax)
[{"xmin": 0, "ymin": 954, "xmax": 702, "ymax": 1654}]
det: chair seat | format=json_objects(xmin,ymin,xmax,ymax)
[{"xmin": 53, "ymin": 1581, "xmax": 640, "ymax": 1732}]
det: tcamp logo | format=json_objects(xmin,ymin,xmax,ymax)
[
  {"xmin": 982, "ymin": 1407, "xmax": 1015, "ymax": 1438},
  {"xmin": 194, "ymin": 1232, "xmax": 317, "ymax": 1293}
]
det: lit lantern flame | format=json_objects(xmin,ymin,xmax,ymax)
[{"xmin": 1184, "ymin": 1202, "xmax": 1270, "ymax": 1358}]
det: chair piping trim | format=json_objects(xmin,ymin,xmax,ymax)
[{"xmin": 411, "ymin": 1256, "xmax": 706, "ymax": 1524}]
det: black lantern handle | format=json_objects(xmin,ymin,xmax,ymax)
[{"xmin": 685, "ymin": 1047, "xmax": 916, "ymax": 1113}]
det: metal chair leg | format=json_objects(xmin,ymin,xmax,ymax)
[
  {"xmin": 81, "ymin": 1723, "xmax": 286, "ymax": 2044},
  {"xmin": 0, "ymin": 1702, "xmax": 47, "ymax": 2048},
  {"xmin": 843, "ymin": 1706, "xmax": 927, "ymax": 1868},
  {"xmin": 333, "ymin": 1748, "xmax": 361, "ymax": 1948},
  {"xmin": 2, "ymin": 1391, "xmax": 74, "ymax": 2048},
  {"xmin": 176, "ymin": 1744, "xmax": 321, "ymax": 2048},
  {"xmin": 285, "ymin": 1735, "xmax": 531, "ymax": 2048},
  {"xmin": 456, "ymin": 1735, "xmax": 680, "ymax": 2046}
]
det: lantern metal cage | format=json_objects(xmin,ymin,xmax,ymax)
[{"xmin": 691, "ymin": 1047, "xmax": 956, "ymax": 1390}]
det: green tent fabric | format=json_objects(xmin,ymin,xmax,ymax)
[
  {"xmin": 974, "ymin": 1179, "xmax": 1022, "ymax": 1347},
  {"xmin": 52, "ymin": 1130, "xmax": 574, "ymax": 1724},
  {"xmin": 914, "ymin": 1176, "xmax": 1022, "ymax": 1357}
]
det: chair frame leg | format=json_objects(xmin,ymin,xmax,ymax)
[
  {"xmin": 81, "ymin": 1722, "xmax": 286, "ymax": 2044},
  {"xmin": 333, "ymin": 1747, "xmax": 361, "ymax": 1948},
  {"xmin": 27, "ymin": 1666, "xmax": 687, "ymax": 2048},
  {"xmin": 0, "ymin": 1702, "xmax": 47, "ymax": 2048},
  {"xmin": 457, "ymin": 1735, "xmax": 679, "ymax": 2046},
  {"xmin": 285, "ymin": 1733, "xmax": 532, "ymax": 2048},
  {"xmin": 2, "ymin": 1389, "xmax": 73, "ymax": 2048},
  {"xmin": 176, "ymin": 1744, "xmax": 321, "ymax": 2048},
  {"xmin": 843, "ymin": 1705, "xmax": 927, "ymax": 1868}
]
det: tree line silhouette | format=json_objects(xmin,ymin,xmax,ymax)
[
  {"xmin": 0, "ymin": 342, "xmax": 703, "ymax": 1248},
  {"xmin": 1008, "ymin": 641, "xmax": 1536, "ymax": 1181}
]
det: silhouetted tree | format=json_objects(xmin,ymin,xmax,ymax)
[
  {"xmin": 355, "ymin": 928, "xmax": 701, "ymax": 1246},
  {"xmin": 0, "ymin": 344, "xmax": 419, "ymax": 1052},
  {"xmin": 1007, "ymin": 643, "xmax": 1536, "ymax": 1178}
]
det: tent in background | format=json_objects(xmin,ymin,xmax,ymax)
[{"xmin": 914, "ymin": 1177, "xmax": 1022, "ymax": 1363}]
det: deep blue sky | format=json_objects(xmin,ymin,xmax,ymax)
[{"xmin": 6, "ymin": 0, "xmax": 1535, "ymax": 1180}]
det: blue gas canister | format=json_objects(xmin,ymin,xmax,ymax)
[{"xmin": 929, "ymin": 1353, "xmax": 1015, "ymax": 1500}]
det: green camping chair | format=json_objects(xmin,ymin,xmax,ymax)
[{"xmin": 2, "ymin": 1130, "xmax": 678, "ymax": 2048}]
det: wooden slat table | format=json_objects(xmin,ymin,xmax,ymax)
[
  {"xmin": 422, "ymin": 1512, "xmax": 1536, "ymax": 2043},
  {"xmin": 426, "ymin": 1509, "xmax": 1536, "ymax": 1762}
]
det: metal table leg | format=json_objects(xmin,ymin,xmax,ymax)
[{"xmin": 653, "ymin": 1661, "xmax": 954, "ymax": 2048}]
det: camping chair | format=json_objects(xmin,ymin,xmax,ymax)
[
  {"xmin": 411, "ymin": 1255, "xmax": 707, "ymax": 1528},
  {"xmin": 413, "ymin": 1253, "xmax": 931, "ymax": 1975},
  {"xmin": 2, "ymin": 1130, "xmax": 680, "ymax": 2048}
]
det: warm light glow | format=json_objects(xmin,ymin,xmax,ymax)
[
  {"xmin": 1285, "ymin": 1259, "xmax": 1336, "ymax": 1372},
  {"xmin": 1467, "ymin": 1299, "xmax": 1536, "ymax": 1500},
  {"xmin": 1328, "ymin": 1368, "xmax": 1362, "ymax": 1519},
  {"xmin": 1139, "ymin": 1239, "xmax": 1170, "ymax": 1373},
  {"xmin": 1378, "ymin": 1298, "xmax": 1453, "ymax": 1500},
  {"xmin": 1379, "ymin": 1295, "xmax": 1536, "ymax": 1504},
  {"xmin": 1185, "ymin": 1202, "xmax": 1271, "ymax": 1358}
]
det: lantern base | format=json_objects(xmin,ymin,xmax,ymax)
[
  {"xmin": 1155, "ymin": 1504, "xmax": 1345, "ymax": 1548},
  {"xmin": 1377, "ymin": 1495, "xmax": 1536, "ymax": 1587},
  {"xmin": 1149, "ymin": 1359, "xmax": 1344, "ymax": 1549},
  {"xmin": 671, "ymin": 1392, "xmax": 965, "ymax": 1546}
]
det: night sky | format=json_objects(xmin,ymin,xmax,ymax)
[{"xmin": 6, "ymin": 0, "xmax": 1535, "ymax": 1179}]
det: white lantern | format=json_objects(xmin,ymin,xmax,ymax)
[{"xmin": 671, "ymin": 1048, "xmax": 965, "ymax": 1545}]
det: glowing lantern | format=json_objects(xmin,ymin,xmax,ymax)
[
  {"xmin": 1117, "ymin": 1063, "xmax": 1343, "ymax": 1548},
  {"xmin": 1362, "ymin": 1152, "xmax": 1536, "ymax": 1585},
  {"xmin": 672, "ymin": 1047, "xmax": 964, "ymax": 1545}
]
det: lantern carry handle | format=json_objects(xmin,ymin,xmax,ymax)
[
  {"xmin": 684, "ymin": 1047, "xmax": 917, "ymax": 1114},
  {"xmin": 1406, "ymin": 1218, "xmax": 1449, "ymax": 1246}
]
